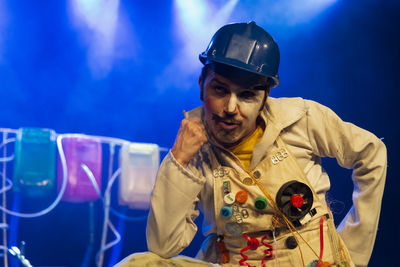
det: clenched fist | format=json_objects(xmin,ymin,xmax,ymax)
[{"xmin": 171, "ymin": 118, "xmax": 208, "ymax": 167}]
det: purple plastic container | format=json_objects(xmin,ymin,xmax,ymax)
[{"xmin": 57, "ymin": 135, "xmax": 102, "ymax": 202}]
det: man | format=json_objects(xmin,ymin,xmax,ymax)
[{"xmin": 117, "ymin": 22, "xmax": 386, "ymax": 267}]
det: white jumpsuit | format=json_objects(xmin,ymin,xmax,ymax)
[{"xmin": 118, "ymin": 97, "xmax": 387, "ymax": 267}]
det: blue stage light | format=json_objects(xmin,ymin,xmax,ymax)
[
  {"xmin": 69, "ymin": 0, "xmax": 121, "ymax": 77},
  {"xmin": 157, "ymin": 0, "xmax": 239, "ymax": 90}
]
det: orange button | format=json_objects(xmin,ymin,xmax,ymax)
[{"xmin": 235, "ymin": 190, "xmax": 248, "ymax": 204}]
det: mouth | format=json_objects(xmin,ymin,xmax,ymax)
[
  {"xmin": 212, "ymin": 114, "xmax": 241, "ymax": 130},
  {"xmin": 219, "ymin": 121, "xmax": 240, "ymax": 130}
]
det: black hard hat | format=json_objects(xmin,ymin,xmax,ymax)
[{"xmin": 199, "ymin": 21, "xmax": 280, "ymax": 88}]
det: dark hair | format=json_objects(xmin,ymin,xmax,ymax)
[{"xmin": 199, "ymin": 61, "xmax": 271, "ymax": 100}]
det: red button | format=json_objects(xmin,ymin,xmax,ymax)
[
  {"xmin": 235, "ymin": 190, "xmax": 248, "ymax": 204},
  {"xmin": 247, "ymin": 237, "xmax": 259, "ymax": 250},
  {"xmin": 290, "ymin": 194, "xmax": 304, "ymax": 208}
]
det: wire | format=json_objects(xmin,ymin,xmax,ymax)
[
  {"xmin": 81, "ymin": 164, "xmax": 123, "ymax": 267},
  {"xmin": 226, "ymin": 146, "xmax": 322, "ymax": 267},
  {"xmin": 0, "ymin": 129, "xmax": 17, "ymax": 135},
  {"xmin": 0, "ymin": 134, "xmax": 68, "ymax": 218},
  {"xmin": 0, "ymin": 138, "xmax": 16, "ymax": 149},
  {"xmin": 0, "ymin": 155, "xmax": 14, "ymax": 162},
  {"xmin": 0, "ymin": 138, "xmax": 15, "ymax": 162},
  {"xmin": 81, "ymin": 164, "xmax": 147, "ymax": 221},
  {"xmin": 272, "ymin": 229, "xmax": 279, "ymax": 267},
  {"xmin": 0, "ymin": 176, "xmax": 12, "ymax": 194},
  {"xmin": 2, "ymin": 131, "xmax": 10, "ymax": 267},
  {"xmin": 95, "ymin": 220, "xmax": 121, "ymax": 262}
]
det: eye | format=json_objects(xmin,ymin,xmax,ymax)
[
  {"xmin": 213, "ymin": 86, "xmax": 228, "ymax": 96},
  {"xmin": 238, "ymin": 91, "xmax": 256, "ymax": 100}
]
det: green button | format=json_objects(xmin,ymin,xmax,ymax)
[{"xmin": 254, "ymin": 196, "xmax": 267, "ymax": 210}]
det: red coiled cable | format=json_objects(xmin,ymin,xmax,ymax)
[
  {"xmin": 239, "ymin": 234, "xmax": 274, "ymax": 267},
  {"xmin": 261, "ymin": 235, "xmax": 273, "ymax": 267},
  {"xmin": 239, "ymin": 234, "xmax": 258, "ymax": 266}
]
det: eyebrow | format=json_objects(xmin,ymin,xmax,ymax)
[
  {"xmin": 210, "ymin": 77, "xmax": 230, "ymax": 87},
  {"xmin": 210, "ymin": 77, "xmax": 263, "ymax": 94}
]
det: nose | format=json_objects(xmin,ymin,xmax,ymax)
[{"xmin": 225, "ymin": 94, "xmax": 238, "ymax": 114}]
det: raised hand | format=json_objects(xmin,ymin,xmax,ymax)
[{"xmin": 171, "ymin": 118, "xmax": 208, "ymax": 167}]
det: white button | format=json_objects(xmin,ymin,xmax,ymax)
[{"xmin": 224, "ymin": 193, "xmax": 235, "ymax": 205}]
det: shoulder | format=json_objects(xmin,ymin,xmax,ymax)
[
  {"xmin": 265, "ymin": 97, "xmax": 336, "ymax": 121},
  {"xmin": 266, "ymin": 97, "xmax": 330, "ymax": 111},
  {"xmin": 264, "ymin": 97, "xmax": 309, "ymax": 129}
]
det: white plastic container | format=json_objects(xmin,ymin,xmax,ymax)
[{"xmin": 118, "ymin": 142, "xmax": 159, "ymax": 209}]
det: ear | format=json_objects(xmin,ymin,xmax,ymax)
[{"xmin": 199, "ymin": 75, "xmax": 204, "ymax": 101}]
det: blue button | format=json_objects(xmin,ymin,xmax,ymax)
[
  {"xmin": 225, "ymin": 222, "xmax": 242, "ymax": 237},
  {"xmin": 220, "ymin": 206, "xmax": 233, "ymax": 219}
]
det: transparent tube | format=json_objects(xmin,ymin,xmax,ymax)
[
  {"xmin": 0, "ymin": 138, "xmax": 16, "ymax": 149},
  {"xmin": 81, "ymin": 164, "xmax": 122, "ymax": 267},
  {"xmin": 95, "ymin": 219, "xmax": 121, "ymax": 264},
  {"xmin": 0, "ymin": 176, "xmax": 12, "ymax": 194},
  {"xmin": 0, "ymin": 134, "xmax": 68, "ymax": 218},
  {"xmin": 0, "ymin": 155, "xmax": 14, "ymax": 162},
  {"xmin": 81, "ymin": 165, "xmax": 147, "ymax": 221},
  {"xmin": 0, "ymin": 138, "xmax": 15, "ymax": 162},
  {"xmin": 1, "ymin": 132, "xmax": 10, "ymax": 267}
]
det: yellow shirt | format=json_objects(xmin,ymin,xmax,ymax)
[{"xmin": 228, "ymin": 125, "xmax": 264, "ymax": 171}]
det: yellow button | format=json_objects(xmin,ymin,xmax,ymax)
[{"xmin": 242, "ymin": 177, "xmax": 253, "ymax": 185}]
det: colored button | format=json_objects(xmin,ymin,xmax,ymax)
[
  {"xmin": 225, "ymin": 222, "xmax": 242, "ymax": 237},
  {"xmin": 220, "ymin": 206, "xmax": 233, "ymax": 219},
  {"xmin": 308, "ymin": 260, "xmax": 319, "ymax": 267},
  {"xmin": 223, "ymin": 180, "xmax": 231, "ymax": 194},
  {"xmin": 242, "ymin": 177, "xmax": 253, "ymax": 185},
  {"xmin": 290, "ymin": 194, "xmax": 304, "ymax": 208},
  {"xmin": 285, "ymin": 236, "xmax": 298, "ymax": 249},
  {"xmin": 254, "ymin": 196, "xmax": 267, "ymax": 210},
  {"xmin": 247, "ymin": 237, "xmax": 259, "ymax": 250},
  {"xmin": 309, "ymin": 260, "xmax": 332, "ymax": 267},
  {"xmin": 224, "ymin": 193, "xmax": 235, "ymax": 205},
  {"xmin": 235, "ymin": 190, "xmax": 248, "ymax": 204},
  {"xmin": 253, "ymin": 170, "xmax": 261, "ymax": 178}
]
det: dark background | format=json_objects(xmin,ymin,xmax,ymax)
[{"xmin": 0, "ymin": 0, "xmax": 398, "ymax": 266}]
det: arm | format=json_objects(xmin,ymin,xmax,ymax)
[
  {"xmin": 146, "ymin": 118, "xmax": 208, "ymax": 258},
  {"xmin": 305, "ymin": 100, "xmax": 387, "ymax": 267}
]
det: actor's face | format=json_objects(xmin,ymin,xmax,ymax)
[{"xmin": 200, "ymin": 70, "xmax": 267, "ymax": 147}]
